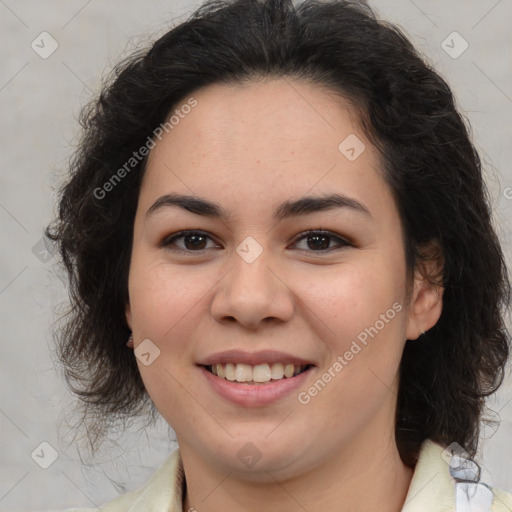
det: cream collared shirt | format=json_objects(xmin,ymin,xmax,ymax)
[{"xmin": 56, "ymin": 439, "xmax": 512, "ymax": 512}]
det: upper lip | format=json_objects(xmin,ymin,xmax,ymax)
[{"xmin": 198, "ymin": 349, "xmax": 316, "ymax": 367}]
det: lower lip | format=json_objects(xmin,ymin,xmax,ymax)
[{"xmin": 199, "ymin": 365, "xmax": 314, "ymax": 407}]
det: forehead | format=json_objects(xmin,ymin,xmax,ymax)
[
  {"xmin": 149, "ymin": 78, "xmax": 362, "ymax": 165},
  {"xmin": 139, "ymin": 78, "xmax": 394, "ymax": 222}
]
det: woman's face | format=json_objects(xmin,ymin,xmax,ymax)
[{"xmin": 126, "ymin": 78, "xmax": 435, "ymax": 479}]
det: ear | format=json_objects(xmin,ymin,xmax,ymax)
[
  {"xmin": 125, "ymin": 302, "xmax": 133, "ymax": 330},
  {"xmin": 125, "ymin": 303, "xmax": 134, "ymax": 348},
  {"xmin": 405, "ymin": 241, "xmax": 444, "ymax": 340}
]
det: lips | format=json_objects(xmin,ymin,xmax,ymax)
[
  {"xmin": 197, "ymin": 349, "xmax": 316, "ymax": 367},
  {"xmin": 196, "ymin": 349, "xmax": 316, "ymax": 405},
  {"xmin": 199, "ymin": 364, "xmax": 314, "ymax": 406},
  {"xmin": 204, "ymin": 362, "xmax": 313, "ymax": 384}
]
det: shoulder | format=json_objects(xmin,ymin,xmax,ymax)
[
  {"xmin": 43, "ymin": 441, "xmax": 512, "ymax": 512},
  {"xmin": 492, "ymin": 487, "xmax": 512, "ymax": 511},
  {"xmin": 45, "ymin": 448, "xmax": 184, "ymax": 512},
  {"xmin": 403, "ymin": 438, "xmax": 512, "ymax": 512}
]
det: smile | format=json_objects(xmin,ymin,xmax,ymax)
[
  {"xmin": 204, "ymin": 363, "xmax": 313, "ymax": 384},
  {"xmin": 199, "ymin": 364, "xmax": 315, "ymax": 407}
]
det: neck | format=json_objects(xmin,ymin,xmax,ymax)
[{"xmin": 180, "ymin": 430, "xmax": 413, "ymax": 512}]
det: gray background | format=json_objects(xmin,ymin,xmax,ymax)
[{"xmin": 1, "ymin": 0, "xmax": 511, "ymax": 510}]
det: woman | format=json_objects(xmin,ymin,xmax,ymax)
[{"xmin": 46, "ymin": 0, "xmax": 512, "ymax": 510}]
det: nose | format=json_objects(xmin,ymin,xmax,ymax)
[{"xmin": 210, "ymin": 245, "xmax": 295, "ymax": 329}]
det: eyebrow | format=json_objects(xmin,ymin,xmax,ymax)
[{"xmin": 145, "ymin": 192, "xmax": 372, "ymax": 221}]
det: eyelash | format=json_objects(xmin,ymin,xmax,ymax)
[{"xmin": 160, "ymin": 229, "xmax": 352, "ymax": 255}]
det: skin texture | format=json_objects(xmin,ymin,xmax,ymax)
[{"xmin": 125, "ymin": 78, "xmax": 443, "ymax": 512}]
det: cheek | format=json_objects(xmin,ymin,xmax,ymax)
[
  {"xmin": 294, "ymin": 258, "xmax": 406, "ymax": 346},
  {"xmin": 127, "ymin": 261, "xmax": 212, "ymax": 422},
  {"xmin": 294, "ymin": 264, "xmax": 406, "ymax": 419},
  {"xmin": 294, "ymin": 255, "xmax": 407, "ymax": 395},
  {"xmin": 128, "ymin": 259, "xmax": 214, "ymax": 352}
]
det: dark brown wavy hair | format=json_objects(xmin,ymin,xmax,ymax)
[{"xmin": 46, "ymin": 0, "xmax": 511, "ymax": 466}]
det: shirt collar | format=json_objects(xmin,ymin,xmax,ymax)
[
  {"xmin": 131, "ymin": 439, "xmax": 478, "ymax": 512},
  {"xmin": 401, "ymin": 439, "xmax": 456, "ymax": 511}
]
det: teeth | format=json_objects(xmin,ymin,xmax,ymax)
[
  {"xmin": 284, "ymin": 363, "xmax": 294, "ymax": 378},
  {"xmin": 209, "ymin": 362, "xmax": 309, "ymax": 384},
  {"xmin": 253, "ymin": 364, "xmax": 272, "ymax": 383},
  {"xmin": 225, "ymin": 363, "xmax": 236, "ymax": 381},
  {"xmin": 270, "ymin": 363, "xmax": 284, "ymax": 379},
  {"xmin": 235, "ymin": 364, "xmax": 252, "ymax": 382}
]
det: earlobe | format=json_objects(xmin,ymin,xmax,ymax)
[
  {"xmin": 125, "ymin": 304, "xmax": 134, "ymax": 348},
  {"xmin": 405, "ymin": 280, "xmax": 443, "ymax": 340},
  {"xmin": 125, "ymin": 303, "xmax": 133, "ymax": 330},
  {"xmin": 405, "ymin": 242, "xmax": 444, "ymax": 340}
]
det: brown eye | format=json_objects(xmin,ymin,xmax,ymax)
[
  {"xmin": 292, "ymin": 230, "xmax": 350, "ymax": 252},
  {"xmin": 161, "ymin": 229, "xmax": 351, "ymax": 255},
  {"xmin": 162, "ymin": 230, "xmax": 219, "ymax": 252}
]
